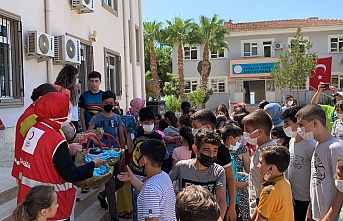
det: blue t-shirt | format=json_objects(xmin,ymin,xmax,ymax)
[
  {"xmin": 79, "ymin": 90, "xmax": 104, "ymax": 129},
  {"xmin": 88, "ymin": 112, "xmax": 124, "ymax": 147},
  {"xmin": 226, "ymin": 153, "xmax": 239, "ymax": 206}
]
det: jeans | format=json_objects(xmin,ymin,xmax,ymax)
[{"xmin": 132, "ymin": 186, "xmax": 140, "ymax": 221}]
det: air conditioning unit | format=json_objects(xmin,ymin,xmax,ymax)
[
  {"xmin": 27, "ymin": 31, "xmax": 54, "ymax": 59},
  {"xmin": 71, "ymin": 0, "xmax": 94, "ymax": 13},
  {"xmin": 273, "ymin": 42, "xmax": 284, "ymax": 50},
  {"xmin": 54, "ymin": 35, "xmax": 81, "ymax": 64}
]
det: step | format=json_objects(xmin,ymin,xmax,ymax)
[
  {"xmin": 0, "ymin": 198, "xmax": 16, "ymax": 221},
  {"xmin": 0, "ymin": 167, "xmax": 17, "ymax": 206},
  {"xmin": 74, "ymin": 187, "xmax": 104, "ymax": 217},
  {"xmin": 75, "ymin": 200, "xmax": 110, "ymax": 221}
]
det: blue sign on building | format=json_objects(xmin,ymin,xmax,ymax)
[{"xmin": 232, "ymin": 62, "xmax": 278, "ymax": 75}]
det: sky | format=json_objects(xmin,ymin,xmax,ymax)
[{"xmin": 143, "ymin": 0, "xmax": 343, "ymax": 24}]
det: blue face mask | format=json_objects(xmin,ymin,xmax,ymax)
[{"xmin": 230, "ymin": 141, "xmax": 241, "ymax": 151}]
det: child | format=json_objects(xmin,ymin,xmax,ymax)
[
  {"xmin": 334, "ymin": 157, "xmax": 343, "ymax": 221},
  {"xmin": 171, "ymin": 126, "xmax": 194, "ymax": 168},
  {"xmin": 176, "ymin": 185, "xmax": 220, "ymax": 221},
  {"xmin": 118, "ymin": 139, "xmax": 176, "ymax": 221},
  {"xmin": 241, "ymin": 109, "xmax": 276, "ymax": 215},
  {"xmin": 88, "ymin": 90, "xmax": 126, "ymax": 221},
  {"xmin": 296, "ymin": 104, "xmax": 343, "ymax": 221},
  {"xmin": 130, "ymin": 107, "xmax": 163, "ymax": 221},
  {"xmin": 12, "ymin": 185, "xmax": 58, "ymax": 221},
  {"xmin": 271, "ymin": 126, "xmax": 290, "ymax": 148},
  {"xmin": 221, "ymin": 122, "xmax": 249, "ymax": 221},
  {"xmin": 251, "ymin": 145, "xmax": 294, "ymax": 221},
  {"xmin": 332, "ymin": 100, "xmax": 343, "ymax": 142}
]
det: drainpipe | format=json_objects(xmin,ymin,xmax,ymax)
[
  {"xmin": 129, "ymin": 0, "xmax": 137, "ymax": 98},
  {"xmin": 138, "ymin": 0, "xmax": 145, "ymax": 99},
  {"xmin": 45, "ymin": 0, "xmax": 53, "ymax": 83},
  {"xmin": 122, "ymin": 0, "xmax": 130, "ymax": 110}
]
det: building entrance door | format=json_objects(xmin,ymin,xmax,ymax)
[{"xmin": 243, "ymin": 80, "xmax": 265, "ymax": 104}]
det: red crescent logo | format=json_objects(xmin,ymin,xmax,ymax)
[{"xmin": 28, "ymin": 131, "xmax": 35, "ymax": 140}]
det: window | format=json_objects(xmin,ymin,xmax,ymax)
[
  {"xmin": 329, "ymin": 36, "xmax": 343, "ymax": 53},
  {"xmin": 102, "ymin": 0, "xmax": 118, "ymax": 16},
  {"xmin": 287, "ymin": 36, "xmax": 309, "ymax": 53},
  {"xmin": 331, "ymin": 74, "xmax": 343, "ymax": 89},
  {"xmin": 184, "ymin": 46, "xmax": 198, "ymax": 60},
  {"xmin": 234, "ymin": 80, "xmax": 243, "ymax": 93},
  {"xmin": 210, "ymin": 49, "xmax": 225, "ymax": 59},
  {"xmin": 135, "ymin": 26, "xmax": 140, "ymax": 63},
  {"xmin": 0, "ymin": 10, "xmax": 24, "ymax": 108},
  {"xmin": 211, "ymin": 78, "xmax": 226, "ymax": 93},
  {"xmin": 266, "ymin": 79, "xmax": 275, "ymax": 92},
  {"xmin": 241, "ymin": 39, "xmax": 275, "ymax": 58},
  {"xmin": 104, "ymin": 49, "xmax": 122, "ymax": 98},
  {"xmin": 243, "ymin": 42, "xmax": 258, "ymax": 57},
  {"xmin": 77, "ymin": 43, "xmax": 94, "ymax": 93},
  {"xmin": 185, "ymin": 79, "xmax": 198, "ymax": 93}
]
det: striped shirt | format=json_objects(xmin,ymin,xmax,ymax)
[{"xmin": 137, "ymin": 171, "xmax": 176, "ymax": 221}]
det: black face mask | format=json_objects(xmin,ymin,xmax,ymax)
[
  {"xmin": 198, "ymin": 153, "xmax": 217, "ymax": 167},
  {"xmin": 103, "ymin": 104, "xmax": 114, "ymax": 113}
]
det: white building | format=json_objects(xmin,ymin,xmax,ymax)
[
  {"xmin": 0, "ymin": 0, "xmax": 145, "ymax": 166},
  {"xmin": 173, "ymin": 18, "xmax": 343, "ymax": 110}
]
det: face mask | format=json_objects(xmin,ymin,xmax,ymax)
[
  {"xmin": 192, "ymin": 128, "xmax": 199, "ymax": 136},
  {"xmin": 337, "ymin": 114, "xmax": 343, "ymax": 119},
  {"xmin": 297, "ymin": 122, "xmax": 314, "ymax": 140},
  {"xmin": 335, "ymin": 180, "xmax": 343, "ymax": 193},
  {"xmin": 143, "ymin": 124, "xmax": 154, "ymax": 133},
  {"xmin": 230, "ymin": 141, "xmax": 241, "ymax": 151},
  {"xmin": 287, "ymin": 100, "xmax": 293, "ymax": 106},
  {"xmin": 283, "ymin": 126, "xmax": 297, "ymax": 138},
  {"xmin": 198, "ymin": 153, "xmax": 217, "ymax": 167},
  {"xmin": 103, "ymin": 104, "xmax": 114, "ymax": 113},
  {"xmin": 243, "ymin": 129, "xmax": 259, "ymax": 145}
]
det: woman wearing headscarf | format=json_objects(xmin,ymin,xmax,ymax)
[
  {"xmin": 16, "ymin": 92, "xmax": 104, "ymax": 221},
  {"xmin": 264, "ymin": 103, "xmax": 284, "ymax": 128}
]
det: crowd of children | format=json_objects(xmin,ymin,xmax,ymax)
[{"xmin": 9, "ymin": 70, "xmax": 343, "ymax": 221}]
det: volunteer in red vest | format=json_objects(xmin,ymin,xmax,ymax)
[{"xmin": 17, "ymin": 92, "xmax": 104, "ymax": 221}]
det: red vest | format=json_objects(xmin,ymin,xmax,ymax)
[{"xmin": 17, "ymin": 122, "xmax": 76, "ymax": 220}]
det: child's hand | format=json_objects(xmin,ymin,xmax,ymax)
[{"xmin": 117, "ymin": 165, "xmax": 133, "ymax": 182}]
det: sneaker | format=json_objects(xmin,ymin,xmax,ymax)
[
  {"xmin": 97, "ymin": 194, "xmax": 108, "ymax": 210},
  {"xmin": 110, "ymin": 218, "xmax": 119, "ymax": 221}
]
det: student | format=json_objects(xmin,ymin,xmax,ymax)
[
  {"xmin": 296, "ymin": 103, "xmax": 343, "ymax": 221},
  {"xmin": 118, "ymin": 139, "xmax": 176, "ymax": 221},
  {"xmin": 332, "ymin": 100, "xmax": 343, "ymax": 142},
  {"xmin": 241, "ymin": 109, "xmax": 276, "ymax": 215},
  {"xmin": 79, "ymin": 71, "xmax": 104, "ymax": 132},
  {"xmin": 264, "ymin": 103, "xmax": 284, "ymax": 128},
  {"xmin": 169, "ymin": 128, "xmax": 227, "ymax": 221},
  {"xmin": 251, "ymin": 145, "xmax": 294, "ymax": 221},
  {"xmin": 333, "ymin": 157, "xmax": 343, "ymax": 221},
  {"xmin": 163, "ymin": 111, "xmax": 179, "ymax": 173},
  {"xmin": 88, "ymin": 90, "xmax": 126, "ymax": 221},
  {"xmin": 171, "ymin": 126, "xmax": 194, "ymax": 168},
  {"xmin": 271, "ymin": 126, "xmax": 290, "ymax": 148},
  {"xmin": 130, "ymin": 107, "xmax": 163, "ymax": 221},
  {"xmin": 280, "ymin": 106, "xmax": 315, "ymax": 221},
  {"xmin": 12, "ymin": 185, "xmax": 58, "ymax": 221},
  {"xmin": 216, "ymin": 103, "xmax": 232, "ymax": 121},
  {"xmin": 282, "ymin": 95, "xmax": 294, "ymax": 112},
  {"xmin": 190, "ymin": 109, "xmax": 236, "ymax": 220},
  {"xmin": 176, "ymin": 185, "xmax": 220, "ymax": 221},
  {"xmin": 221, "ymin": 122, "xmax": 249, "ymax": 221}
]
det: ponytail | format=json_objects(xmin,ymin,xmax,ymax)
[
  {"xmin": 179, "ymin": 126, "xmax": 194, "ymax": 151},
  {"xmin": 12, "ymin": 203, "xmax": 34, "ymax": 221}
]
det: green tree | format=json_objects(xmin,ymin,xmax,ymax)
[
  {"xmin": 163, "ymin": 73, "xmax": 180, "ymax": 97},
  {"xmin": 271, "ymin": 28, "xmax": 318, "ymax": 104},
  {"xmin": 164, "ymin": 17, "xmax": 196, "ymax": 101},
  {"xmin": 196, "ymin": 14, "xmax": 229, "ymax": 90},
  {"xmin": 165, "ymin": 95, "xmax": 181, "ymax": 114},
  {"xmin": 144, "ymin": 21, "xmax": 162, "ymax": 98},
  {"xmin": 189, "ymin": 88, "xmax": 213, "ymax": 109}
]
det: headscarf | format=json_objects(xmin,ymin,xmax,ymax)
[
  {"xmin": 34, "ymin": 92, "xmax": 70, "ymax": 131},
  {"xmin": 129, "ymin": 98, "xmax": 145, "ymax": 118},
  {"xmin": 264, "ymin": 103, "xmax": 283, "ymax": 126}
]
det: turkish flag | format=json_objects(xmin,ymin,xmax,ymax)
[{"xmin": 309, "ymin": 57, "xmax": 332, "ymax": 90}]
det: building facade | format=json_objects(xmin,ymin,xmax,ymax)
[
  {"xmin": 0, "ymin": 0, "xmax": 144, "ymax": 166},
  {"xmin": 173, "ymin": 18, "xmax": 343, "ymax": 110}
]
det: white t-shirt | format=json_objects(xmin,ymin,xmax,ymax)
[
  {"xmin": 71, "ymin": 104, "xmax": 78, "ymax": 121},
  {"xmin": 137, "ymin": 171, "xmax": 176, "ymax": 221},
  {"xmin": 249, "ymin": 140, "xmax": 277, "ymax": 216},
  {"xmin": 311, "ymin": 136, "xmax": 343, "ymax": 221},
  {"xmin": 288, "ymin": 138, "xmax": 315, "ymax": 201}
]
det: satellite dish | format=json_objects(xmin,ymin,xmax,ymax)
[
  {"xmin": 84, "ymin": 0, "xmax": 90, "ymax": 4},
  {"xmin": 38, "ymin": 34, "xmax": 49, "ymax": 54},
  {"xmin": 197, "ymin": 60, "xmax": 211, "ymax": 75},
  {"xmin": 66, "ymin": 39, "xmax": 76, "ymax": 59}
]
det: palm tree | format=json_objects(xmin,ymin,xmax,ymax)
[
  {"xmin": 164, "ymin": 17, "xmax": 195, "ymax": 101},
  {"xmin": 144, "ymin": 21, "xmax": 162, "ymax": 99},
  {"xmin": 197, "ymin": 14, "xmax": 229, "ymax": 90}
]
